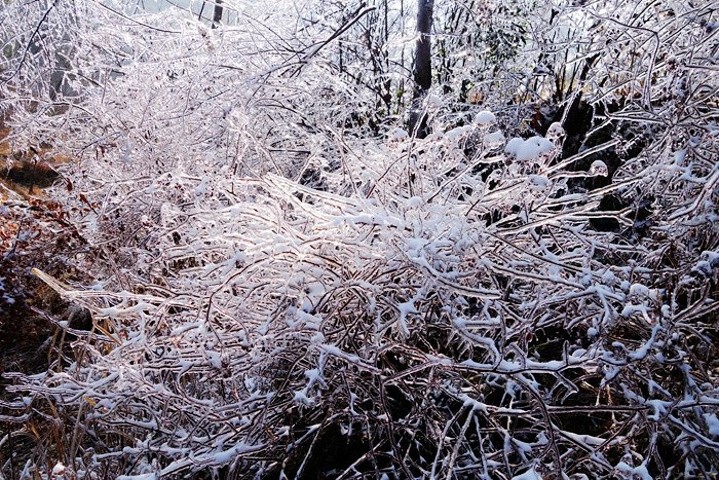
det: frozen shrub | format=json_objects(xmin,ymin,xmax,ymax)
[{"xmin": 1, "ymin": 0, "xmax": 717, "ymax": 479}]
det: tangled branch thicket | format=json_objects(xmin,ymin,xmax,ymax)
[{"xmin": 1, "ymin": 0, "xmax": 718, "ymax": 478}]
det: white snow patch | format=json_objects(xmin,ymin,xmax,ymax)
[
  {"xmin": 704, "ymin": 413, "xmax": 719, "ymax": 437},
  {"xmin": 474, "ymin": 110, "xmax": 496, "ymax": 125},
  {"xmin": 445, "ymin": 125, "xmax": 473, "ymax": 140},
  {"xmin": 674, "ymin": 149, "xmax": 687, "ymax": 163},
  {"xmin": 511, "ymin": 467, "xmax": 542, "ymax": 480},
  {"xmin": 407, "ymin": 196, "xmax": 424, "ymax": 208},
  {"xmin": 388, "ymin": 128, "xmax": 409, "ymax": 141},
  {"xmin": 629, "ymin": 283, "xmax": 650, "ymax": 297},
  {"xmin": 52, "ymin": 462, "xmax": 66, "ymax": 476},
  {"xmin": 194, "ymin": 176, "xmax": 209, "ymax": 196},
  {"xmin": 589, "ymin": 160, "xmax": 608, "ymax": 176},
  {"xmin": 426, "ymin": 93, "xmax": 443, "ymax": 106},
  {"xmin": 483, "ymin": 131, "xmax": 505, "ymax": 147},
  {"xmin": 305, "ymin": 368, "xmax": 327, "ymax": 389},
  {"xmin": 505, "ymin": 136, "xmax": 554, "ymax": 161},
  {"xmin": 546, "ymin": 122, "xmax": 565, "ymax": 140},
  {"xmin": 601, "ymin": 270, "xmax": 616, "ymax": 284},
  {"xmin": 528, "ymin": 175, "xmax": 549, "ymax": 189},
  {"xmin": 293, "ymin": 389, "xmax": 315, "ymax": 405},
  {"xmin": 613, "ymin": 462, "xmax": 652, "ymax": 480}
]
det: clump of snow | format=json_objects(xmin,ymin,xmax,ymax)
[
  {"xmin": 52, "ymin": 462, "xmax": 66, "ymax": 477},
  {"xmin": 589, "ymin": 160, "xmax": 608, "ymax": 176},
  {"xmin": 194, "ymin": 176, "xmax": 209, "ymax": 196},
  {"xmin": 701, "ymin": 250, "xmax": 719, "ymax": 266},
  {"xmin": 545, "ymin": 122, "xmax": 565, "ymax": 143},
  {"xmin": 674, "ymin": 148, "xmax": 687, "ymax": 163},
  {"xmin": 474, "ymin": 110, "xmax": 496, "ymax": 125},
  {"xmin": 613, "ymin": 461, "xmax": 653, "ymax": 480},
  {"xmin": 528, "ymin": 175, "xmax": 549, "ymax": 190},
  {"xmin": 629, "ymin": 283, "xmax": 650, "ymax": 297},
  {"xmin": 704, "ymin": 413, "xmax": 719, "ymax": 437},
  {"xmin": 444, "ymin": 125, "xmax": 473, "ymax": 140},
  {"xmin": 511, "ymin": 467, "xmax": 542, "ymax": 480},
  {"xmin": 504, "ymin": 136, "xmax": 554, "ymax": 161},
  {"xmin": 601, "ymin": 269, "xmax": 616, "ymax": 284},
  {"xmin": 388, "ymin": 128, "xmax": 409, "ymax": 142},
  {"xmin": 483, "ymin": 131, "xmax": 505, "ymax": 148},
  {"xmin": 293, "ymin": 389, "xmax": 315, "ymax": 405},
  {"xmin": 407, "ymin": 196, "xmax": 424, "ymax": 208},
  {"xmin": 425, "ymin": 93, "xmax": 443, "ymax": 106}
]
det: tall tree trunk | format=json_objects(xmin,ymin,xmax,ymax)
[
  {"xmin": 212, "ymin": 0, "xmax": 223, "ymax": 29},
  {"xmin": 409, "ymin": 0, "xmax": 433, "ymax": 138}
]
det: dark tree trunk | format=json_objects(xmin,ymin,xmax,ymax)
[
  {"xmin": 409, "ymin": 0, "xmax": 434, "ymax": 138},
  {"xmin": 212, "ymin": 0, "xmax": 223, "ymax": 28},
  {"xmin": 414, "ymin": 0, "xmax": 433, "ymax": 92}
]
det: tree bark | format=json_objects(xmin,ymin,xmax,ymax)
[
  {"xmin": 409, "ymin": 0, "xmax": 434, "ymax": 138},
  {"xmin": 212, "ymin": 0, "xmax": 223, "ymax": 29}
]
